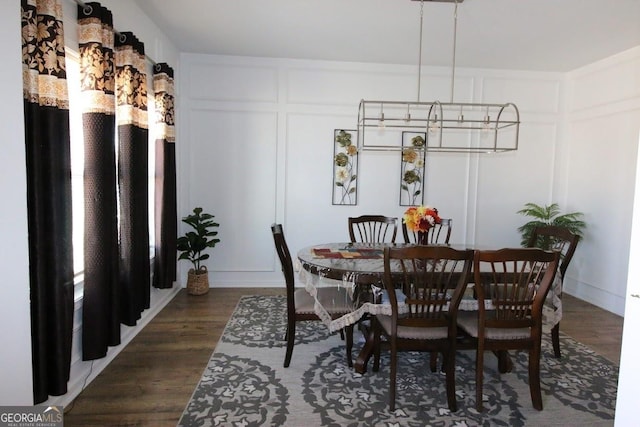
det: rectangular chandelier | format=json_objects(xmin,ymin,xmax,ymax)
[
  {"xmin": 356, "ymin": 99, "xmax": 520, "ymax": 153},
  {"xmin": 356, "ymin": 0, "xmax": 520, "ymax": 154}
]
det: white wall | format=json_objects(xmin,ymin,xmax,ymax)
[
  {"xmin": 0, "ymin": 0, "xmax": 34, "ymax": 405},
  {"xmin": 177, "ymin": 53, "xmax": 567, "ymax": 289},
  {"xmin": 563, "ymin": 47, "xmax": 640, "ymax": 315}
]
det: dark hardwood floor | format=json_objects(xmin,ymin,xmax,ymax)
[{"xmin": 63, "ymin": 288, "xmax": 623, "ymax": 426}]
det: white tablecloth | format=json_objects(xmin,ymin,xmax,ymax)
[{"xmin": 298, "ymin": 267, "xmax": 563, "ymax": 334}]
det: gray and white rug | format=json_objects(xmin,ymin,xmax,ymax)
[{"xmin": 178, "ymin": 295, "xmax": 617, "ymax": 426}]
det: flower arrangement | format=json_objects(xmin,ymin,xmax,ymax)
[{"xmin": 403, "ymin": 205, "xmax": 441, "ymax": 232}]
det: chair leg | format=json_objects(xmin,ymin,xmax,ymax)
[
  {"xmin": 529, "ymin": 345, "xmax": 544, "ymax": 410},
  {"xmin": 551, "ymin": 323, "xmax": 561, "ymax": 358},
  {"xmin": 475, "ymin": 344, "xmax": 485, "ymax": 412},
  {"xmin": 430, "ymin": 351, "xmax": 438, "ymax": 372},
  {"xmin": 372, "ymin": 319, "xmax": 381, "ymax": 372},
  {"xmin": 345, "ymin": 325, "xmax": 354, "ymax": 368},
  {"xmin": 389, "ymin": 340, "xmax": 397, "ymax": 411},
  {"xmin": 444, "ymin": 348, "xmax": 458, "ymax": 412},
  {"xmin": 497, "ymin": 350, "xmax": 512, "ymax": 373},
  {"xmin": 284, "ymin": 320, "xmax": 295, "ymax": 368}
]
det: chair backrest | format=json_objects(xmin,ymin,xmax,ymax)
[
  {"xmin": 526, "ymin": 225, "xmax": 579, "ymax": 278},
  {"xmin": 349, "ymin": 215, "xmax": 398, "ymax": 243},
  {"xmin": 383, "ymin": 245, "xmax": 474, "ymax": 328},
  {"xmin": 271, "ymin": 223, "xmax": 296, "ymax": 314},
  {"xmin": 474, "ymin": 248, "xmax": 560, "ymax": 330},
  {"xmin": 402, "ymin": 218, "xmax": 452, "ymax": 244}
]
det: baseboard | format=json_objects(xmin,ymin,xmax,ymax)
[
  {"xmin": 564, "ymin": 280, "xmax": 625, "ymax": 317},
  {"xmin": 45, "ymin": 286, "xmax": 181, "ymax": 408}
]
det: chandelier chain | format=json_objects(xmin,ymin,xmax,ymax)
[
  {"xmin": 450, "ymin": 0, "xmax": 458, "ymax": 103},
  {"xmin": 417, "ymin": 0, "xmax": 424, "ymax": 103}
]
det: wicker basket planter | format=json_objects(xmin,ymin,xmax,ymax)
[
  {"xmin": 177, "ymin": 207, "xmax": 220, "ymax": 296},
  {"xmin": 187, "ymin": 266, "xmax": 209, "ymax": 295}
]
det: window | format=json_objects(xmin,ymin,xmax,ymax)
[
  {"xmin": 66, "ymin": 48, "xmax": 156, "ymax": 287},
  {"xmin": 66, "ymin": 48, "xmax": 84, "ymax": 278}
]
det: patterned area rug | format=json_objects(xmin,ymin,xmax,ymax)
[{"xmin": 178, "ymin": 295, "xmax": 617, "ymax": 426}]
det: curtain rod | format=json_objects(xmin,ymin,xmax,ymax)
[{"xmin": 72, "ymin": 0, "xmax": 158, "ymax": 67}]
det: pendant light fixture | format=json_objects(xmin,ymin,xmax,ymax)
[{"xmin": 357, "ymin": 0, "xmax": 520, "ymax": 153}]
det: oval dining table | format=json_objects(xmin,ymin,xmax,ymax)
[{"xmin": 296, "ymin": 242, "xmax": 563, "ymax": 374}]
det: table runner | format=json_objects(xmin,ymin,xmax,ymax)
[{"xmin": 312, "ymin": 247, "xmax": 383, "ymax": 259}]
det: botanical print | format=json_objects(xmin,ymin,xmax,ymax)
[
  {"xmin": 400, "ymin": 132, "xmax": 426, "ymax": 206},
  {"xmin": 333, "ymin": 129, "xmax": 358, "ymax": 205}
]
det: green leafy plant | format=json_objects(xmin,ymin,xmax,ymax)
[
  {"xmin": 517, "ymin": 202, "xmax": 586, "ymax": 248},
  {"xmin": 176, "ymin": 207, "xmax": 221, "ymax": 271}
]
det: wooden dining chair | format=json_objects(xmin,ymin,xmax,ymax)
[
  {"xmin": 349, "ymin": 215, "xmax": 398, "ymax": 244},
  {"xmin": 456, "ymin": 248, "xmax": 560, "ymax": 411},
  {"xmin": 402, "ymin": 218, "xmax": 452, "ymax": 244},
  {"xmin": 526, "ymin": 225, "xmax": 580, "ymax": 358},
  {"xmin": 271, "ymin": 224, "xmax": 354, "ymax": 367},
  {"xmin": 371, "ymin": 245, "xmax": 474, "ymax": 411}
]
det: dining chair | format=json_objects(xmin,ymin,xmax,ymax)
[
  {"xmin": 402, "ymin": 218, "xmax": 452, "ymax": 244},
  {"xmin": 271, "ymin": 223, "xmax": 354, "ymax": 368},
  {"xmin": 371, "ymin": 245, "xmax": 474, "ymax": 411},
  {"xmin": 348, "ymin": 215, "xmax": 398, "ymax": 244},
  {"xmin": 526, "ymin": 225, "xmax": 580, "ymax": 358},
  {"xmin": 456, "ymin": 248, "xmax": 560, "ymax": 411},
  {"xmin": 402, "ymin": 216, "xmax": 455, "ymax": 371}
]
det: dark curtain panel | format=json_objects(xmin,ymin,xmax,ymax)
[
  {"xmin": 115, "ymin": 32, "xmax": 150, "ymax": 325},
  {"xmin": 152, "ymin": 63, "xmax": 177, "ymax": 289},
  {"xmin": 78, "ymin": 2, "xmax": 120, "ymax": 360},
  {"xmin": 21, "ymin": 0, "xmax": 74, "ymax": 404}
]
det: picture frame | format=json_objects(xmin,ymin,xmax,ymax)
[
  {"xmin": 332, "ymin": 129, "xmax": 358, "ymax": 205},
  {"xmin": 399, "ymin": 131, "xmax": 426, "ymax": 206}
]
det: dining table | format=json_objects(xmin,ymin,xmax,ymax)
[{"xmin": 296, "ymin": 242, "xmax": 563, "ymax": 374}]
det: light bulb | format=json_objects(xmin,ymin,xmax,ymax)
[
  {"xmin": 480, "ymin": 114, "xmax": 491, "ymax": 140},
  {"xmin": 482, "ymin": 115, "xmax": 491, "ymax": 132},
  {"xmin": 428, "ymin": 114, "xmax": 440, "ymax": 135}
]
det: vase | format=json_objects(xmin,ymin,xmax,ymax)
[{"xmin": 417, "ymin": 231, "xmax": 429, "ymax": 245}]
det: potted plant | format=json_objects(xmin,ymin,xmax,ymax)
[
  {"xmin": 176, "ymin": 207, "xmax": 221, "ymax": 295},
  {"xmin": 517, "ymin": 202, "xmax": 586, "ymax": 248}
]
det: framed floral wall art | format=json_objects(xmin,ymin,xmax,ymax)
[
  {"xmin": 332, "ymin": 129, "xmax": 358, "ymax": 205},
  {"xmin": 399, "ymin": 132, "xmax": 426, "ymax": 206}
]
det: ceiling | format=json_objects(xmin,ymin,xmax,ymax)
[{"xmin": 133, "ymin": 0, "xmax": 640, "ymax": 72}]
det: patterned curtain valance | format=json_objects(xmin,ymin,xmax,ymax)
[
  {"xmin": 115, "ymin": 31, "xmax": 147, "ymax": 129},
  {"xmin": 22, "ymin": 0, "xmax": 68, "ymax": 108},
  {"xmin": 152, "ymin": 63, "xmax": 175, "ymax": 143},
  {"xmin": 77, "ymin": 2, "xmax": 115, "ymax": 114}
]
